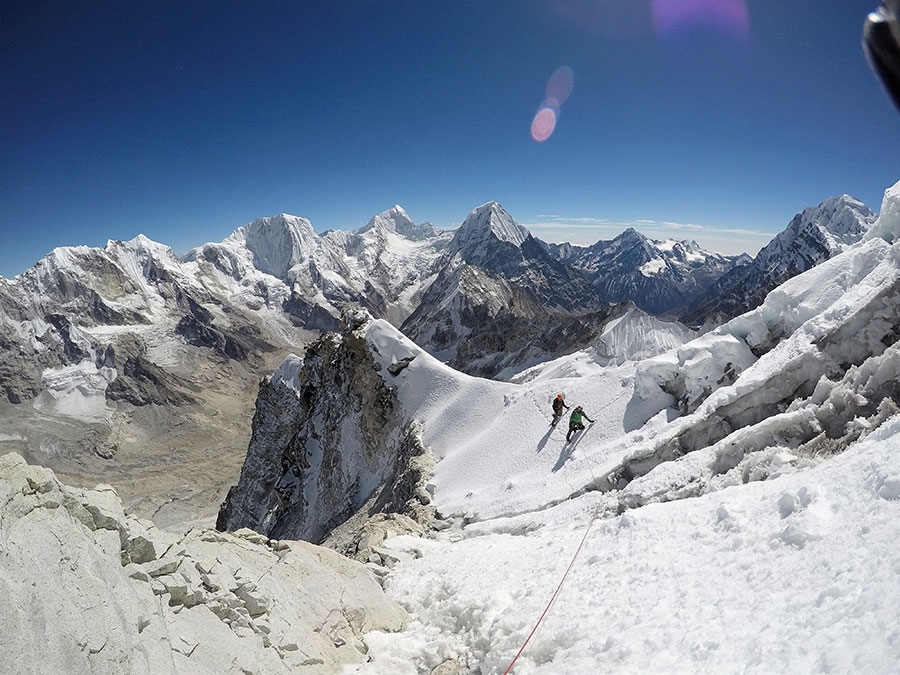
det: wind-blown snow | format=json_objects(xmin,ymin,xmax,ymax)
[{"xmin": 346, "ymin": 180, "xmax": 900, "ymax": 673}]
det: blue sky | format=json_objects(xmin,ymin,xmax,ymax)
[{"xmin": 3, "ymin": 0, "xmax": 900, "ymax": 277}]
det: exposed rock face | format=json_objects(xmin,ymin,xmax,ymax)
[
  {"xmin": 0, "ymin": 452, "xmax": 407, "ymax": 674},
  {"xmin": 217, "ymin": 310, "xmax": 436, "ymax": 546}
]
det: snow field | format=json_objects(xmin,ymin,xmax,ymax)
[
  {"xmin": 351, "ymin": 421, "xmax": 900, "ymax": 673},
  {"xmin": 367, "ymin": 320, "xmax": 644, "ymax": 520}
]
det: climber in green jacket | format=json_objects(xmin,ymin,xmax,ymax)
[{"xmin": 566, "ymin": 406, "xmax": 594, "ymax": 441}]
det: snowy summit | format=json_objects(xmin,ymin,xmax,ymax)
[{"xmin": 450, "ymin": 202, "xmax": 532, "ymax": 262}]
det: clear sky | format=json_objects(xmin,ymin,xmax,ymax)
[{"xmin": 3, "ymin": 0, "xmax": 900, "ymax": 277}]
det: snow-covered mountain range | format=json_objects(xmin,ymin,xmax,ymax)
[
  {"xmin": 1, "ymin": 182, "xmax": 897, "ymax": 673},
  {"xmin": 0, "ymin": 194, "xmax": 876, "ymax": 522},
  {"xmin": 219, "ymin": 181, "xmax": 900, "ymax": 672},
  {"xmin": 547, "ymin": 227, "xmax": 752, "ymax": 316}
]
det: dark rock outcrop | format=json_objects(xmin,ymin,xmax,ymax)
[{"xmin": 217, "ymin": 311, "xmax": 435, "ymax": 545}]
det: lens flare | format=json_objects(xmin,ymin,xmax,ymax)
[
  {"xmin": 531, "ymin": 66, "xmax": 573, "ymax": 142},
  {"xmin": 652, "ymin": 0, "xmax": 750, "ymax": 43},
  {"xmin": 531, "ymin": 107, "xmax": 557, "ymax": 142},
  {"xmin": 546, "ymin": 66, "xmax": 574, "ymax": 106}
]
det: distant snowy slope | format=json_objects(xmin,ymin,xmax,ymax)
[
  {"xmin": 229, "ymin": 213, "xmax": 320, "ymax": 280},
  {"xmin": 326, "ymin": 206, "xmax": 451, "ymax": 325},
  {"xmin": 186, "ymin": 208, "xmax": 451, "ymax": 328},
  {"xmin": 595, "ymin": 303, "xmax": 697, "ymax": 365}
]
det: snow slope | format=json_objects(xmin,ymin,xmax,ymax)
[
  {"xmin": 355, "ymin": 425, "xmax": 899, "ymax": 674},
  {"xmin": 345, "ymin": 181, "xmax": 900, "ymax": 673}
]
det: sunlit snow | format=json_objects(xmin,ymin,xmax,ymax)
[{"xmin": 341, "ymin": 181, "xmax": 900, "ymax": 673}]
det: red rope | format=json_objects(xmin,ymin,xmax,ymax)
[{"xmin": 502, "ymin": 510, "xmax": 598, "ymax": 674}]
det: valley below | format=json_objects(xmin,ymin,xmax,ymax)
[{"xmin": 0, "ymin": 345, "xmax": 296, "ymax": 530}]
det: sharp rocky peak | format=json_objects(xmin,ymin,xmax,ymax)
[
  {"xmin": 606, "ymin": 227, "xmax": 653, "ymax": 256},
  {"xmin": 617, "ymin": 227, "xmax": 646, "ymax": 241},
  {"xmin": 453, "ymin": 201, "xmax": 531, "ymax": 251}
]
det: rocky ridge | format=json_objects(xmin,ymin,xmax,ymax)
[{"xmin": 217, "ymin": 309, "xmax": 439, "ymax": 566}]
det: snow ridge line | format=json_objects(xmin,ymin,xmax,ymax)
[{"xmin": 502, "ymin": 506, "xmax": 600, "ymax": 674}]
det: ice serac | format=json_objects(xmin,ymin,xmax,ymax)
[
  {"xmin": 0, "ymin": 452, "xmax": 406, "ymax": 675},
  {"xmin": 865, "ymin": 179, "xmax": 900, "ymax": 243},
  {"xmin": 684, "ymin": 194, "xmax": 877, "ymax": 327},
  {"xmin": 217, "ymin": 309, "xmax": 437, "ymax": 554}
]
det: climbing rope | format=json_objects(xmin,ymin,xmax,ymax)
[
  {"xmin": 502, "ymin": 507, "xmax": 599, "ymax": 674},
  {"xmin": 502, "ymin": 384, "xmax": 629, "ymax": 672}
]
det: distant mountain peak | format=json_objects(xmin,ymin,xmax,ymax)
[
  {"xmin": 617, "ymin": 227, "xmax": 645, "ymax": 240},
  {"xmin": 758, "ymin": 194, "xmax": 876, "ymax": 268},
  {"xmin": 360, "ymin": 205, "xmax": 417, "ymax": 236},
  {"xmin": 357, "ymin": 205, "xmax": 444, "ymax": 242},
  {"xmin": 682, "ymin": 192, "xmax": 877, "ymax": 327},
  {"xmin": 452, "ymin": 202, "xmax": 531, "ymax": 254},
  {"xmin": 227, "ymin": 213, "xmax": 319, "ymax": 280}
]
